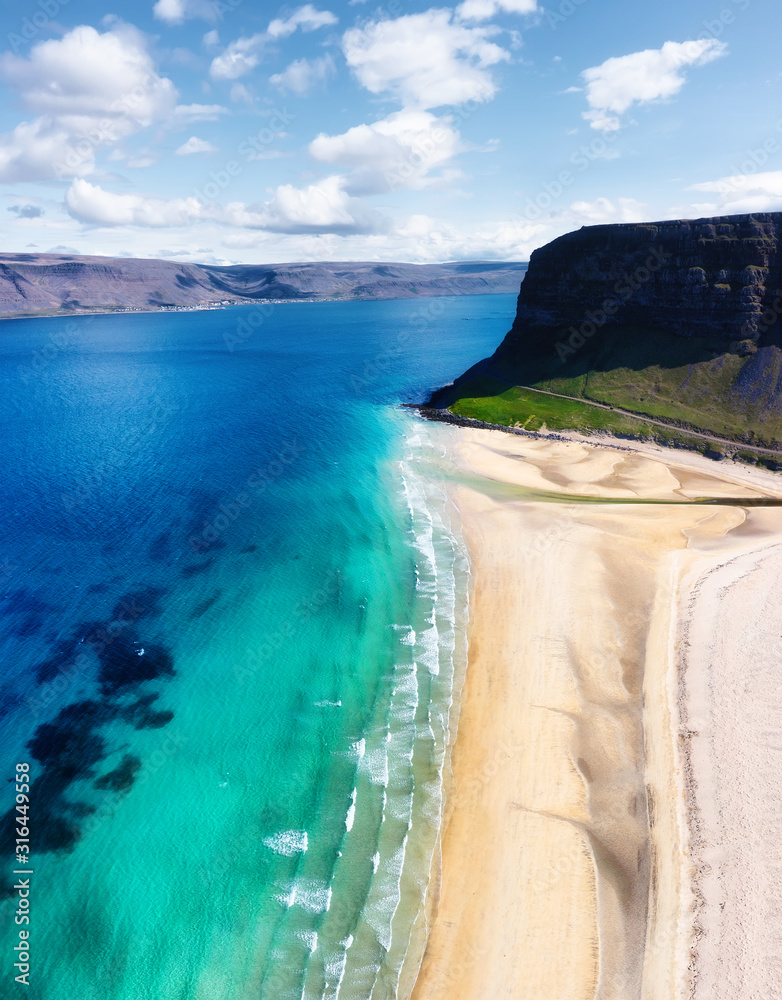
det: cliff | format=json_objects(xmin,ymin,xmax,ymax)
[
  {"xmin": 429, "ymin": 213, "xmax": 782, "ymax": 456},
  {"xmin": 0, "ymin": 254, "xmax": 526, "ymax": 318}
]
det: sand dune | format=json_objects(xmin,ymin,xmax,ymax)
[{"xmin": 410, "ymin": 428, "xmax": 782, "ymax": 1000}]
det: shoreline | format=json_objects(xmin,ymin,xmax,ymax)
[
  {"xmin": 412, "ymin": 404, "xmax": 782, "ymax": 467},
  {"xmin": 408, "ymin": 423, "xmax": 782, "ymax": 1000},
  {"xmin": 0, "ymin": 289, "xmax": 520, "ymax": 324}
]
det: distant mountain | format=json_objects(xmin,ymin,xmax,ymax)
[
  {"xmin": 427, "ymin": 213, "xmax": 782, "ymax": 460},
  {"xmin": 0, "ymin": 253, "xmax": 527, "ymax": 318}
]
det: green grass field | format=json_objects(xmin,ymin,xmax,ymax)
[
  {"xmin": 446, "ymin": 376, "xmax": 777, "ymax": 467},
  {"xmin": 441, "ymin": 323, "xmax": 782, "ymax": 456}
]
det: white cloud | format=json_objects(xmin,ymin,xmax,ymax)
[
  {"xmin": 566, "ymin": 196, "xmax": 649, "ymax": 224},
  {"xmin": 270, "ymin": 55, "xmax": 335, "ymax": 95},
  {"xmin": 211, "ymin": 6, "xmax": 337, "ymax": 81},
  {"xmin": 310, "ymin": 109, "xmax": 463, "ymax": 194},
  {"xmin": 66, "ymin": 179, "xmax": 203, "ymax": 227},
  {"xmin": 230, "ymin": 83, "xmax": 254, "ymax": 105},
  {"xmin": 176, "ymin": 136, "xmax": 217, "ymax": 155},
  {"xmin": 209, "ymin": 34, "xmax": 266, "ymax": 80},
  {"xmin": 0, "ymin": 25, "xmax": 178, "ymax": 181},
  {"xmin": 456, "ymin": 0, "xmax": 537, "ymax": 22},
  {"xmin": 153, "ymin": 0, "xmax": 219, "ymax": 24},
  {"xmin": 0, "ymin": 119, "xmax": 93, "ymax": 183},
  {"xmin": 175, "ymin": 103, "xmax": 228, "ymax": 122},
  {"xmin": 687, "ymin": 170, "xmax": 782, "ymax": 215},
  {"xmin": 394, "ymin": 213, "xmax": 547, "ymax": 260},
  {"xmin": 580, "ymin": 39, "xmax": 727, "ymax": 131},
  {"xmin": 127, "ymin": 153, "xmax": 158, "ymax": 168},
  {"xmin": 342, "ymin": 9, "xmax": 510, "ymax": 108},
  {"xmin": 1, "ymin": 24, "xmax": 177, "ymax": 125},
  {"xmin": 267, "ymin": 5, "xmax": 338, "ymax": 39},
  {"xmin": 65, "ymin": 175, "xmax": 383, "ymax": 235}
]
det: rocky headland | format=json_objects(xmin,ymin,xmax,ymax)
[{"xmin": 428, "ymin": 213, "xmax": 782, "ymax": 457}]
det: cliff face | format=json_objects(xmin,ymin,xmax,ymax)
[
  {"xmin": 496, "ymin": 213, "xmax": 782, "ymax": 361},
  {"xmin": 431, "ymin": 213, "xmax": 782, "ymax": 453},
  {"xmin": 0, "ymin": 254, "xmax": 527, "ymax": 317}
]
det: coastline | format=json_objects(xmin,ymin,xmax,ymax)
[{"xmin": 408, "ymin": 423, "xmax": 782, "ymax": 1000}]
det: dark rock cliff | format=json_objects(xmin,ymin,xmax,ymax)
[
  {"xmin": 428, "ymin": 213, "xmax": 782, "ymax": 450},
  {"xmin": 495, "ymin": 213, "xmax": 782, "ymax": 363}
]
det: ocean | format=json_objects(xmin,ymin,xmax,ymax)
[{"xmin": 0, "ymin": 294, "xmax": 513, "ymax": 1000}]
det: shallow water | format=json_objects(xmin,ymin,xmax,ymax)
[{"xmin": 0, "ymin": 295, "xmax": 512, "ymax": 999}]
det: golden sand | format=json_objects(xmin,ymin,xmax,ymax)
[{"xmin": 409, "ymin": 428, "xmax": 782, "ymax": 1000}]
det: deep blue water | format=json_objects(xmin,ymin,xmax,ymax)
[{"xmin": 0, "ymin": 295, "xmax": 513, "ymax": 999}]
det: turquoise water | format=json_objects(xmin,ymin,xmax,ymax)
[{"xmin": 0, "ymin": 295, "xmax": 513, "ymax": 999}]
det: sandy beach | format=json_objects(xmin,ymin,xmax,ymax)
[{"xmin": 410, "ymin": 426, "xmax": 782, "ymax": 1000}]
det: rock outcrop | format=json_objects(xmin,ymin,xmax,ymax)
[
  {"xmin": 0, "ymin": 254, "xmax": 527, "ymax": 318},
  {"xmin": 428, "ymin": 213, "xmax": 782, "ymax": 451},
  {"xmin": 496, "ymin": 213, "xmax": 782, "ymax": 362}
]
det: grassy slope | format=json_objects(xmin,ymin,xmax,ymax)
[{"xmin": 444, "ymin": 324, "xmax": 782, "ymax": 460}]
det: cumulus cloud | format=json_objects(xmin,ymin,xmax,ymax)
[
  {"xmin": 342, "ymin": 9, "xmax": 510, "ymax": 108},
  {"xmin": 580, "ymin": 39, "xmax": 727, "ymax": 131},
  {"xmin": 565, "ymin": 196, "xmax": 650, "ymax": 224},
  {"xmin": 0, "ymin": 25, "xmax": 177, "ymax": 181},
  {"xmin": 393, "ymin": 213, "xmax": 548, "ymax": 260},
  {"xmin": 153, "ymin": 0, "xmax": 220, "ymax": 24},
  {"xmin": 310, "ymin": 109, "xmax": 463, "ymax": 194},
  {"xmin": 270, "ymin": 55, "xmax": 335, "ymax": 94},
  {"xmin": 211, "ymin": 6, "xmax": 337, "ymax": 81},
  {"xmin": 456, "ymin": 0, "xmax": 537, "ymax": 22},
  {"xmin": 687, "ymin": 170, "xmax": 782, "ymax": 215},
  {"xmin": 267, "ymin": 5, "xmax": 338, "ymax": 38},
  {"xmin": 209, "ymin": 34, "xmax": 266, "ymax": 80},
  {"xmin": 176, "ymin": 136, "xmax": 217, "ymax": 155},
  {"xmin": 1, "ymin": 24, "xmax": 176, "ymax": 125},
  {"xmin": 65, "ymin": 179, "xmax": 203, "ymax": 227},
  {"xmin": 65, "ymin": 175, "xmax": 383, "ymax": 235}
]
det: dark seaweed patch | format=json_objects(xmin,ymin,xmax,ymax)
[
  {"xmin": 12, "ymin": 614, "xmax": 44, "ymax": 637},
  {"xmin": 0, "ymin": 589, "xmax": 50, "ymax": 618},
  {"xmin": 181, "ymin": 560, "xmax": 213, "ymax": 578},
  {"xmin": 28, "ymin": 700, "xmax": 112, "ymax": 777},
  {"xmin": 94, "ymin": 754, "xmax": 141, "ymax": 792},
  {"xmin": 121, "ymin": 693, "xmax": 174, "ymax": 730},
  {"xmin": 191, "ymin": 590, "xmax": 221, "ymax": 618},
  {"xmin": 35, "ymin": 639, "xmax": 77, "ymax": 683},
  {"xmin": 98, "ymin": 636, "xmax": 174, "ymax": 694},
  {"xmin": 149, "ymin": 531, "xmax": 172, "ymax": 562}
]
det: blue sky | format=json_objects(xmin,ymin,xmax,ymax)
[{"xmin": 0, "ymin": 0, "xmax": 779, "ymax": 263}]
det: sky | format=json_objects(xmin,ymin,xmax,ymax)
[{"xmin": 0, "ymin": 0, "xmax": 779, "ymax": 264}]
